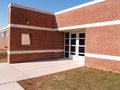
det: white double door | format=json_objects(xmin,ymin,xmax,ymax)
[{"xmin": 69, "ymin": 32, "xmax": 85, "ymax": 64}]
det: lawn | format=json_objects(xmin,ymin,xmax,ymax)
[
  {"xmin": 18, "ymin": 67, "xmax": 120, "ymax": 90},
  {"xmin": 0, "ymin": 49, "xmax": 7, "ymax": 62}
]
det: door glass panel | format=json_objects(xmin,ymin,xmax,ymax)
[
  {"xmin": 71, "ymin": 46, "xmax": 75, "ymax": 52},
  {"xmin": 65, "ymin": 33, "xmax": 69, "ymax": 38},
  {"xmin": 65, "ymin": 32, "xmax": 69, "ymax": 58},
  {"xmin": 79, "ymin": 39, "xmax": 85, "ymax": 45},
  {"xmin": 79, "ymin": 47, "xmax": 85, "ymax": 53},
  {"xmin": 71, "ymin": 39, "xmax": 76, "ymax": 45},
  {"xmin": 71, "ymin": 34, "xmax": 76, "ymax": 38},
  {"xmin": 79, "ymin": 54, "xmax": 85, "ymax": 56},
  {"xmin": 79, "ymin": 33, "xmax": 85, "ymax": 38},
  {"xmin": 71, "ymin": 53, "xmax": 75, "ymax": 55},
  {"xmin": 65, "ymin": 32, "xmax": 85, "ymax": 59},
  {"xmin": 65, "ymin": 52, "xmax": 69, "ymax": 58},
  {"xmin": 65, "ymin": 39, "xmax": 69, "ymax": 45},
  {"xmin": 65, "ymin": 46, "xmax": 69, "ymax": 51}
]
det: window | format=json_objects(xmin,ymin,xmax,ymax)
[
  {"xmin": 65, "ymin": 52, "xmax": 69, "ymax": 58},
  {"xmin": 71, "ymin": 46, "xmax": 75, "ymax": 52},
  {"xmin": 21, "ymin": 34, "xmax": 31, "ymax": 45},
  {"xmin": 79, "ymin": 54, "xmax": 85, "ymax": 56},
  {"xmin": 71, "ymin": 39, "xmax": 76, "ymax": 45},
  {"xmin": 79, "ymin": 33, "xmax": 85, "ymax": 56},
  {"xmin": 65, "ymin": 32, "xmax": 70, "ymax": 58},
  {"xmin": 71, "ymin": 53, "xmax": 75, "ymax": 55},
  {"xmin": 71, "ymin": 34, "xmax": 76, "ymax": 38},
  {"xmin": 65, "ymin": 39, "xmax": 69, "ymax": 45},
  {"xmin": 65, "ymin": 33, "xmax": 69, "ymax": 38},
  {"xmin": 0, "ymin": 31, "xmax": 8, "ymax": 38},
  {"xmin": 79, "ymin": 47, "xmax": 85, "ymax": 53},
  {"xmin": 65, "ymin": 46, "xmax": 69, "ymax": 51},
  {"xmin": 4, "ymin": 31, "xmax": 8, "ymax": 37},
  {"xmin": 79, "ymin": 33, "xmax": 85, "ymax": 38},
  {"xmin": 0, "ymin": 32, "xmax": 4, "ymax": 38},
  {"xmin": 79, "ymin": 39, "xmax": 85, "ymax": 45}
]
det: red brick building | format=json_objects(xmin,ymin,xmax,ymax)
[{"xmin": 0, "ymin": 0, "xmax": 120, "ymax": 73}]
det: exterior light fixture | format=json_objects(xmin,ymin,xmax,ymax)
[{"xmin": 26, "ymin": 19, "xmax": 30, "ymax": 24}]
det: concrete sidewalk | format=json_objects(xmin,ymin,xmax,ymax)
[{"xmin": 0, "ymin": 59, "xmax": 83, "ymax": 90}]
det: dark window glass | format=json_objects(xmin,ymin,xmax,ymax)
[
  {"xmin": 65, "ymin": 33, "xmax": 69, "ymax": 38},
  {"xmin": 71, "ymin": 53, "xmax": 75, "ymax": 55},
  {"xmin": 71, "ymin": 34, "xmax": 76, "ymax": 38},
  {"xmin": 71, "ymin": 39, "xmax": 76, "ymax": 45},
  {"xmin": 79, "ymin": 54, "xmax": 85, "ymax": 56},
  {"xmin": 65, "ymin": 39, "xmax": 69, "ymax": 45},
  {"xmin": 79, "ymin": 39, "xmax": 85, "ymax": 45},
  {"xmin": 79, "ymin": 47, "xmax": 85, "ymax": 53},
  {"xmin": 71, "ymin": 46, "xmax": 75, "ymax": 52},
  {"xmin": 79, "ymin": 33, "xmax": 85, "ymax": 38},
  {"xmin": 65, "ymin": 46, "xmax": 69, "ymax": 51},
  {"xmin": 65, "ymin": 52, "xmax": 69, "ymax": 58}
]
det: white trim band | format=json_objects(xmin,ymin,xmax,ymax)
[
  {"xmin": 55, "ymin": 0, "xmax": 106, "ymax": 15},
  {"xmin": 7, "ymin": 49, "xmax": 64, "ymax": 54},
  {"xmin": 57, "ymin": 20, "xmax": 120, "ymax": 31},
  {"xmin": 8, "ymin": 24, "xmax": 54, "ymax": 31},
  {"xmin": 6, "ymin": 20, "xmax": 120, "ymax": 31},
  {"xmin": 85, "ymin": 53, "xmax": 120, "ymax": 61}
]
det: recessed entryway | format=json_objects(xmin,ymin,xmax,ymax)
[{"xmin": 64, "ymin": 30, "xmax": 85, "ymax": 65}]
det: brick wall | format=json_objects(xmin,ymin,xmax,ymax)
[
  {"xmin": 85, "ymin": 25, "xmax": 120, "ymax": 73},
  {"xmin": 8, "ymin": 5, "xmax": 64, "ymax": 63},
  {"xmin": 10, "ymin": 28, "xmax": 53, "ymax": 51},
  {"xmin": 9, "ymin": 6, "xmax": 55, "ymax": 28},
  {"xmin": 9, "ymin": 52, "xmax": 64, "ymax": 63},
  {"xmin": 55, "ymin": 0, "xmax": 120, "ymax": 73},
  {"xmin": 85, "ymin": 57, "xmax": 120, "ymax": 73},
  {"xmin": 53, "ymin": 31, "xmax": 64, "ymax": 49},
  {"xmin": 0, "ymin": 37, "xmax": 8, "ymax": 49},
  {"xmin": 9, "ymin": 27, "xmax": 64, "ymax": 63},
  {"xmin": 10, "ymin": 28, "xmax": 64, "ymax": 51},
  {"xmin": 86, "ymin": 25, "xmax": 120, "ymax": 56},
  {"xmin": 8, "ymin": 0, "xmax": 120, "ymax": 73},
  {"xmin": 56, "ymin": 0, "xmax": 120, "ymax": 27},
  {"xmin": 9, "ymin": 53, "xmax": 53, "ymax": 63}
]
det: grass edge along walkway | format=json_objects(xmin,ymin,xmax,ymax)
[{"xmin": 18, "ymin": 67, "xmax": 120, "ymax": 90}]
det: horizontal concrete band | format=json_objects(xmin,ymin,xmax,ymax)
[
  {"xmin": 8, "ymin": 49, "xmax": 120, "ymax": 61},
  {"xmin": 57, "ymin": 20, "xmax": 120, "ymax": 30},
  {"xmin": 8, "ymin": 24, "xmax": 54, "ymax": 31},
  {"xmin": 7, "ymin": 49, "xmax": 64, "ymax": 54},
  {"xmin": 85, "ymin": 53, "xmax": 120, "ymax": 61},
  {"xmin": 7, "ymin": 20, "xmax": 120, "ymax": 31}
]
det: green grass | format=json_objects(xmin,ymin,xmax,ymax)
[{"xmin": 18, "ymin": 67, "xmax": 120, "ymax": 90}]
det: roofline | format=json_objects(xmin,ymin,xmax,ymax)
[
  {"xmin": 0, "ymin": 0, "xmax": 106, "ymax": 29},
  {"xmin": 8, "ymin": 0, "xmax": 106, "ymax": 16},
  {"xmin": 8, "ymin": 3, "xmax": 54, "ymax": 15},
  {"xmin": 0, "ymin": 26, "xmax": 8, "ymax": 32},
  {"xmin": 55, "ymin": 0, "xmax": 106, "ymax": 15}
]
